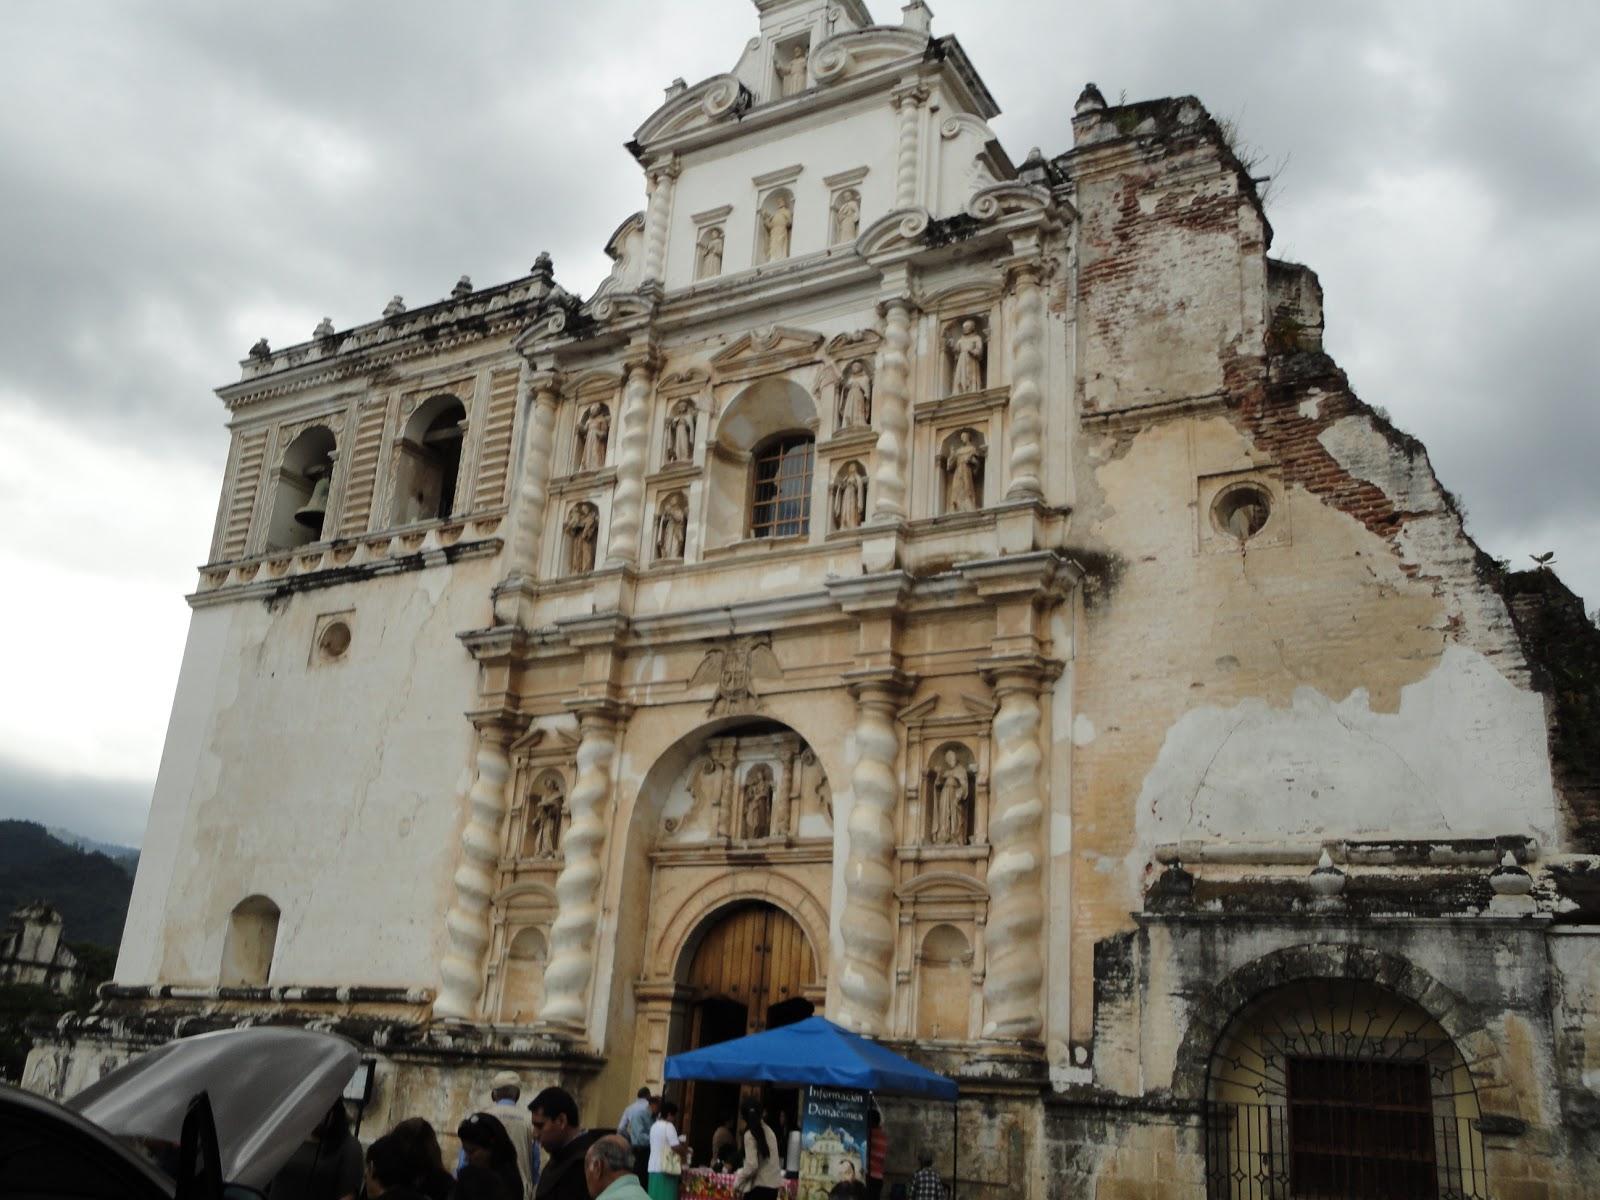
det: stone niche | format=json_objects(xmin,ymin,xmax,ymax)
[{"xmin": 659, "ymin": 725, "xmax": 832, "ymax": 845}]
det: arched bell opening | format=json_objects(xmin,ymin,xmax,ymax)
[
  {"xmin": 1203, "ymin": 977, "xmax": 1487, "ymax": 1199},
  {"xmin": 392, "ymin": 393, "xmax": 467, "ymax": 525},
  {"xmin": 265, "ymin": 426, "xmax": 336, "ymax": 551}
]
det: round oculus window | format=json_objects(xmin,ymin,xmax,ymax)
[{"xmin": 1213, "ymin": 484, "xmax": 1272, "ymax": 541}]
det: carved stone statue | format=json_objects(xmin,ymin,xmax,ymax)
[
  {"xmin": 665, "ymin": 400, "xmax": 696, "ymax": 464},
  {"xmin": 761, "ymin": 195, "xmax": 793, "ymax": 262},
  {"xmin": 831, "ymin": 190, "xmax": 860, "ymax": 244},
  {"xmin": 696, "ymin": 226, "xmax": 724, "ymax": 280},
  {"xmin": 800, "ymin": 748, "xmax": 832, "ymax": 824},
  {"xmin": 942, "ymin": 429, "xmax": 986, "ymax": 513},
  {"xmin": 576, "ymin": 403, "xmax": 610, "ymax": 472},
  {"xmin": 949, "ymin": 318, "xmax": 987, "ymax": 395},
  {"xmin": 931, "ymin": 749, "xmax": 970, "ymax": 845},
  {"xmin": 831, "ymin": 462, "xmax": 867, "ymax": 531},
  {"xmin": 528, "ymin": 776, "xmax": 564, "ymax": 858},
  {"xmin": 655, "ymin": 492, "xmax": 687, "ymax": 561},
  {"xmin": 776, "ymin": 45, "xmax": 808, "ymax": 97},
  {"xmin": 743, "ymin": 766, "xmax": 774, "ymax": 839},
  {"xmin": 565, "ymin": 503, "xmax": 598, "ymax": 573},
  {"xmin": 667, "ymin": 757, "xmax": 721, "ymax": 835},
  {"xmin": 837, "ymin": 359, "xmax": 872, "ymax": 428}
]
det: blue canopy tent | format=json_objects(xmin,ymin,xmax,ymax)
[{"xmin": 664, "ymin": 1016, "xmax": 961, "ymax": 1193}]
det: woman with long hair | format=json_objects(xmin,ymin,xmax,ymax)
[
  {"xmin": 388, "ymin": 1117, "xmax": 455, "ymax": 1200},
  {"xmin": 456, "ymin": 1112, "xmax": 523, "ymax": 1200},
  {"xmin": 267, "ymin": 1101, "xmax": 364, "ymax": 1200},
  {"xmin": 732, "ymin": 1100, "xmax": 781, "ymax": 1200}
]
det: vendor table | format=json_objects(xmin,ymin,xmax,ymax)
[{"xmin": 679, "ymin": 1169, "xmax": 798, "ymax": 1199}]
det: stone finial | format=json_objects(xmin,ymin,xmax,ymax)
[
  {"xmin": 383, "ymin": 294, "xmax": 406, "ymax": 318},
  {"xmin": 1309, "ymin": 848, "xmax": 1346, "ymax": 899},
  {"xmin": 665, "ymin": 77, "xmax": 688, "ymax": 100},
  {"xmin": 901, "ymin": 0, "xmax": 933, "ymax": 33},
  {"xmin": 452, "ymin": 275, "xmax": 473, "ymax": 300},
  {"xmin": 531, "ymin": 251, "xmax": 554, "ymax": 284},
  {"xmin": 313, "ymin": 317, "xmax": 335, "ymax": 340},
  {"xmin": 248, "ymin": 337, "xmax": 272, "ymax": 361},
  {"xmin": 1490, "ymin": 849, "xmax": 1533, "ymax": 897},
  {"xmin": 1019, "ymin": 146, "xmax": 1049, "ymax": 184},
  {"xmin": 1075, "ymin": 82, "xmax": 1108, "ymax": 116}
]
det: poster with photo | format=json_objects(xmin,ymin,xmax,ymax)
[{"xmin": 798, "ymin": 1085, "xmax": 869, "ymax": 1200}]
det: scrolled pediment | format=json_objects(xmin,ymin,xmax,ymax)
[
  {"xmin": 710, "ymin": 325, "xmax": 826, "ymax": 381},
  {"xmin": 966, "ymin": 181, "xmax": 1053, "ymax": 223},
  {"xmin": 811, "ymin": 27, "xmax": 929, "ymax": 86},
  {"xmin": 634, "ymin": 74, "xmax": 753, "ymax": 147},
  {"xmin": 855, "ymin": 207, "xmax": 932, "ymax": 260}
]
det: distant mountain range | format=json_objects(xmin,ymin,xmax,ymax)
[
  {"xmin": 45, "ymin": 827, "xmax": 139, "ymax": 875},
  {"xmin": 0, "ymin": 821, "xmax": 136, "ymax": 949}
]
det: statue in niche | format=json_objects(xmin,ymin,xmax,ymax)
[
  {"xmin": 743, "ymin": 765, "xmax": 774, "ymax": 839},
  {"xmin": 830, "ymin": 189, "xmax": 860, "ymax": 244},
  {"xmin": 576, "ymin": 403, "xmax": 610, "ymax": 472},
  {"xmin": 837, "ymin": 359, "xmax": 872, "ymax": 429},
  {"xmin": 564, "ymin": 502, "xmax": 598, "ymax": 573},
  {"xmin": 930, "ymin": 749, "xmax": 971, "ymax": 845},
  {"xmin": 527, "ymin": 775, "xmax": 565, "ymax": 858},
  {"xmin": 830, "ymin": 461, "xmax": 867, "ymax": 531},
  {"xmin": 948, "ymin": 318, "xmax": 987, "ymax": 395},
  {"xmin": 664, "ymin": 400, "xmax": 696, "ymax": 464},
  {"xmin": 776, "ymin": 45, "xmax": 808, "ymax": 97},
  {"xmin": 695, "ymin": 226, "xmax": 724, "ymax": 280},
  {"xmin": 655, "ymin": 492, "xmax": 687, "ymax": 561},
  {"xmin": 941, "ymin": 429, "xmax": 986, "ymax": 513},
  {"xmin": 761, "ymin": 194, "xmax": 793, "ymax": 262}
]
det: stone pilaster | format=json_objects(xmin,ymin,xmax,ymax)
[
  {"xmin": 539, "ymin": 699, "xmax": 627, "ymax": 1032},
  {"xmin": 870, "ymin": 296, "xmax": 916, "ymax": 524},
  {"xmin": 890, "ymin": 82, "xmax": 928, "ymax": 210},
  {"xmin": 641, "ymin": 159, "xmax": 679, "ymax": 286},
  {"xmin": 604, "ymin": 349, "xmax": 658, "ymax": 569},
  {"xmin": 434, "ymin": 718, "xmax": 515, "ymax": 1020},
  {"xmin": 837, "ymin": 667, "xmax": 912, "ymax": 1034},
  {"xmin": 978, "ymin": 657, "xmax": 1051, "ymax": 1038},
  {"xmin": 1005, "ymin": 258, "xmax": 1046, "ymax": 501}
]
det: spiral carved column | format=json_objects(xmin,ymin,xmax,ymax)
[
  {"xmin": 539, "ymin": 702, "xmax": 624, "ymax": 1031},
  {"xmin": 1005, "ymin": 260, "xmax": 1046, "ymax": 501},
  {"xmin": 891, "ymin": 84, "xmax": 926, "ymax": 210},
  {"xmin": 504, "ymin": 371, "xmax": 561, "ymax": 580},
  {"xmin": 869, "ymin": 297, "xmax": 914, "ymax": 524},
  {"xmin": 837, "ymin": 672, "xmax": 907, "ymax": 1034},
  {"xmin": 641, "ymin": 161, "xmax": 678, "ymax": 285},
  {"xmin": 435, "ymin": 722, "xmax": 514, "ymax": 1020},
  {"xmin": 981, "ymin": 660, "xmax": 1049, "ymax": 1039},
  {"xmin": 605, "ymin": 352, "xmax": 656, "ymax": 568}
]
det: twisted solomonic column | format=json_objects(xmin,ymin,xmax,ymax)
[
  {"xmin": 641, "ymin": 160, "xmax": 678, "ymax": 285},
  {"xmin": 980, "ymin": 660, "xmax": 1051, "ymax": 1039},
  {"xmin": 604, "ymin": 352, "xmax": 657, "ymax": 568},
  {"xmin": 1005, "ymin": 260, "xmax": 1046, "ymax": 501},
  {"xmin": 539, "ymin": 702, "xmax": 624, "ymax": 1031},
  {"xmin": 503, "ymin": 371, "xmax": 562, "ymax": 579},
  {"xmin": 836, "ymin": 672, "xmax": 908, "ymax": 1034},
  {"xmin": 890, "ymin": 83, "xmax": 927, "ymax": 210},
  {"xmin": 435, "ymin": 723, "xmax": 514, "ymax": 1020},
  {"xmin": 869, "ymin": 298, "xmax": 915, "ymax": 524}
]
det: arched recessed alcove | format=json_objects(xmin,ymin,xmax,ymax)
[
  {"xmin": 392, "ymin": 394, "xmax": 467, "ymax": 524},
  {"xmin": 266, "ymin": 427, "xmax": 336, "ymax": 551},
  {"xmin": 220, "ymin": 894, "xmax": 280, "ymax": 987},
  {"xmin": 705, "ymin": 378, "xmax": 818, "ymax": 549}
]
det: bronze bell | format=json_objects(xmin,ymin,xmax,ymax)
[{"xmin": 294, "ymin": 471, "xmax": 330, "ymax": 530}]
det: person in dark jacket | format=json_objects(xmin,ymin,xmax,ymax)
[
  {"xmin": 458, "ymin": 1113, "xmax": 525, "ymax": 1200},
  {"xmin": 268, "ymin": 1101, "xmax": 364, "ymax": 1200},
  {"xmin": 388, "ymin": 1117, "xmax": 456, "ymax": 1200},
  {"xmin": 528, "ymin": 1086, "xmax": 604, "ymax": 1200},
  {"xmin": 364, "ymin": 1133, "xmax": 430, "ymax": 1200}
]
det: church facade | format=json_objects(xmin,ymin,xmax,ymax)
[{"xmin": 27, "ymin": 2, "xmax": 1600, "ymax": 1196}]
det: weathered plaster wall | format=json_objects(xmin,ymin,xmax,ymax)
[{"xmin": 117, "ymin": 560, "xmax": 494, "ymax": 990}]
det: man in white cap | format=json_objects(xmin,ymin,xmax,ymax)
[{"xmin": 466, "ymin": 1069, "xmax": 536, "ymax": 1197}]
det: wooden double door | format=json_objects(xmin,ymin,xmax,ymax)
[{"xmin": 680, "ymin": 902, "xmax": 816, "ymax": 1162}]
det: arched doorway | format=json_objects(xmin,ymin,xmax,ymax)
[
  {"xmin": 1204, "ymin": 978, "xmax": 1487, "ymax": 1199},
  {"xmin": 677, "ymin": 901, "xmax": 817, "ymax": 1162}
]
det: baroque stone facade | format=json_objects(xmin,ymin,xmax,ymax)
[{"xmin": 27, "ymin": 3, "xmax": 1600, "ymax": 1197}]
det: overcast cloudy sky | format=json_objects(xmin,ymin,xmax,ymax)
[{"xmin": 1, "ymin": 1, "xmax": 1595, "ymax": 847}]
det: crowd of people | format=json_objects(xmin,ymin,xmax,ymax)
[{"xmin": 265, "ymin": 1074, "xmax": 949, "ymax": 1200}]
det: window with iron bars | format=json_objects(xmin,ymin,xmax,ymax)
[{"xmin": 750, "ymin": 434, "xmax": 814, "ymax": 539}]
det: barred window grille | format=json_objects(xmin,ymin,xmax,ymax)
[
  {"xmin": 1204, "ymin": 979, "xmax": 1489, "ymax": 1200},
  {"xmin": 750, "ymin": 434, "xmax": 814, "ymax": 539}
]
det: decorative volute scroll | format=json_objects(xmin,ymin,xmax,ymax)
[
  {"xmin": 435, "ymin": 719, "xmax": 515, "ymax": 1020},
  {"xmin": 539, "ymin": 701, "xmax": 626, "ymax": 1033},
  {"xmin": 689, "ymin": 634, "xmax": 782, "ymax": 715},
  {"xmin": 605, "ymin": 349, "xmax": 659, "ymax": 568}
]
